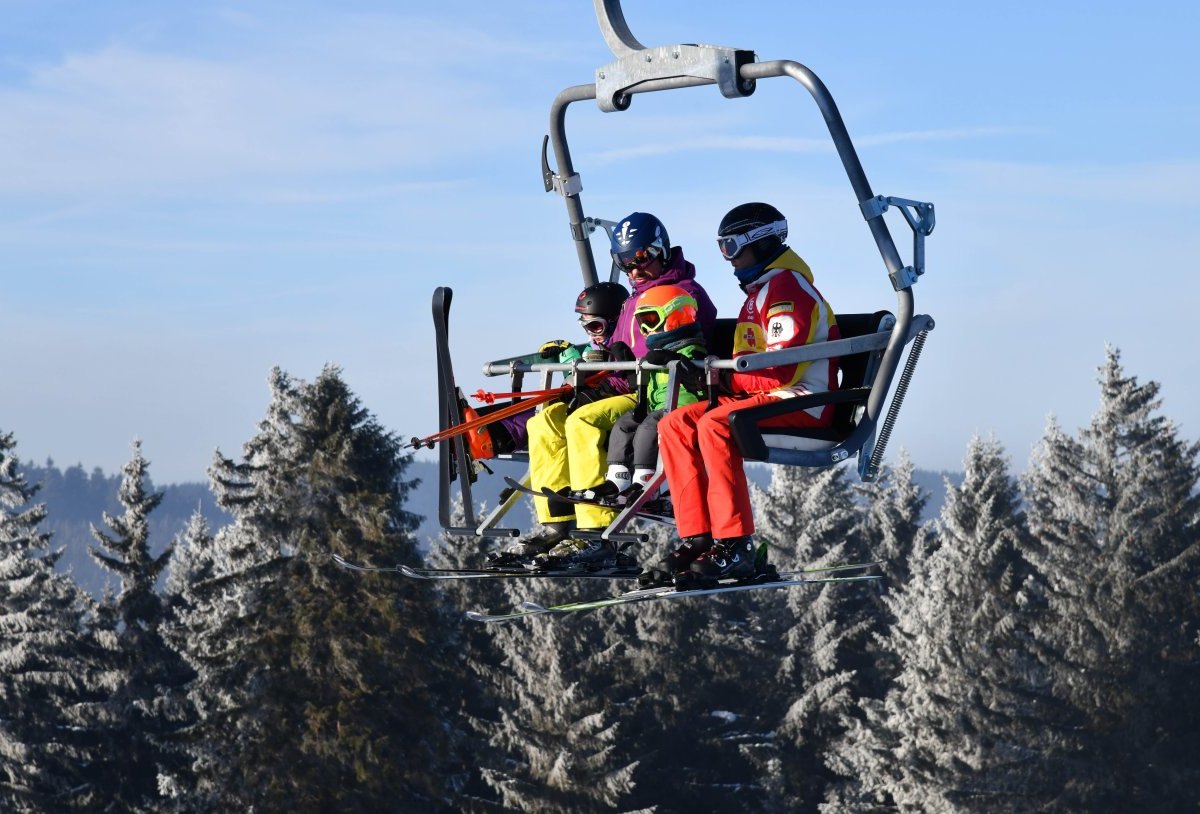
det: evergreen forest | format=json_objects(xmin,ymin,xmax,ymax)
[{"xmin": 1, "ymin": 348, "xmax": 1197, "ymax": 812}]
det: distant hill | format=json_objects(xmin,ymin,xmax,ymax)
[{"xmin": 18, "ymin": 460, "xmax": 231, "ymax": 598}]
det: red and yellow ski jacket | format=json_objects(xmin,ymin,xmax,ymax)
[{"xmin": 730, "ymin": 248, "xmax": 839, "ymax": 418}]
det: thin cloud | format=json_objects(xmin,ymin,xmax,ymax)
[
  {"xmin": 0, "ymin": 17, "xmax": 544, "ymax": 200},
  {"xmin": 942, "ymin": 158, "xmax": 1200, "ymax": 206},
  {"xmin": 589, "ymin": 125, "xmax": 1035, "ymax": 162}
]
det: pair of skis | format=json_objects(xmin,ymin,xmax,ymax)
[
  {"xmin": 333, "ymin": 553, "xmax": 882, "ymax": 623},
  {"xmin": 466, "ymin": 565, "xmax": 881, "ymax": 622},
  {"xmin": 332, "ymin": 554, "xmax": 641, "ymax": 581}
]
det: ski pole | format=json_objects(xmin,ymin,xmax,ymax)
[
  {"xmin": 407, "ymin": 390, "xmax": 560, "ymax": 449},
  {"xmin": 407, "ymin": 371, "xmax": 611, "ymax": 449}
]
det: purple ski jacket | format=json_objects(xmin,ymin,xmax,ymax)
[{"xmin": 611, "ymin": 246, "xmax": 718, "ymax": 358}]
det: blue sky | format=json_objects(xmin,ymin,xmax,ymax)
[{"xmin": 3, "ymin": 0, "xmax": 1198, "ymax": 484}]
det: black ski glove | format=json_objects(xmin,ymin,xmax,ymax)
[
  {"xmin": 642, "ymin": 348, "xmax": 686, "ymax": 366},
  {"xmin": 606, "ymin": 340, "xmax": 636, "ymax": 387}
]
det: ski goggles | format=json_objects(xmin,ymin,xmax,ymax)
[
  {"xmin": 634, "ymin": 310, "xmax": 662, "ymax": 335},
  {"xmin": 579, "ymin": 315, "xmax": 609, "ymax": 335},
  {"xmin": 716, "ymin": 219, "xmax": 788, "ymax": 260},
  {"xmin": 612, "ymin": 246, "xmax": 661, "ymax": 273}
]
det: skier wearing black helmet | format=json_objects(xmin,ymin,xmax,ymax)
[
  {"xmin": 485, "ymin": 281, "xmax": 635, "ymax": 566},
  {"xmin": 647, "ymin": 202, "xmax": 841, "ymax": 586},
  {"xmin": 524, "ymin": 212, "xmax": 719, "ymax": 570}
]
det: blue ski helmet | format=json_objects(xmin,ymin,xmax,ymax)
[{"xmin": 610, "ymin": 212, "xmax": 672, "ymax": 273}]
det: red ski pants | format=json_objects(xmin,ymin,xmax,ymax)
[{"xmin": 658, "ymin": 394, "xmax": 828, "ymax": 539}]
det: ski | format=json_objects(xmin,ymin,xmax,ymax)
[
  {"xmin": 332, "ymin": 554, "xmax": 641, "ymax": 580},
  {"xmin": 465, "ymin": 562, "xmax": 884, "ymax": 622},
  {"xmin": 502, "ymin": 476, "xmax": 674, "ymax": 524}
]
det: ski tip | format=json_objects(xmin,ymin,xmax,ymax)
[
  {"xmin": 463, "ymin": 611, "xmax": 489, "ymax": 623},
  {"xmin": 331, "ymin": 554, "xmax": 370, "ymax": 571}
]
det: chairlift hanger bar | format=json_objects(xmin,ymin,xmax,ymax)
[{"xmin": 535, "ymin": 1, "xmax": 935, "ymax": 464}]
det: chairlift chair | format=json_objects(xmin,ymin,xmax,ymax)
[{"xmin": 434, "ymin": 0, "xmax": 936, "ymax": 539}]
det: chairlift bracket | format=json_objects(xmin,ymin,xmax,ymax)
[
  {"xmin": 595, "ymin": 44, "xmax": 757, "ymax": 112},
  {"xmin": 860, "ymin": 195, "xmax": 936, "ymax": 291}
]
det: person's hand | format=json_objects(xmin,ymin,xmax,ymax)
[
  {"xmin": 643, "ymin": 348, "xmax": 686, "ymax": 366},
  {"xmin": 582, "ymin": 347, "xmax": 610, "ymax": 363},
  {"xmin": 715, "ymin": 368, "xmax": 736, "ymax": 395},
  {"xmin": 539, "ymin": 340, "xmax": 571, "ymax": 359},
  {"xmin": 608, "ymin": 341, "xmax": 634, "ymax": 362}
]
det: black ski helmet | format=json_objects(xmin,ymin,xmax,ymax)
[
  {"xmin": 609, "ymin": 212, "xmax": 672, "ymax": 270},
  {"xmin": 716, "ymin": 202, "xmax": 788, "ymax": 262},
  {"xmin": 575, "ymin": 281, "xmax": 629, "ymax": 321}
]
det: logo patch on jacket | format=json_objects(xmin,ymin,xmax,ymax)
[
  {"xmin": 766, "ymin": 314, "xmax": 797, "ymax": 345},
  {"xmin": 766, "ymin": 301, "xmax": 794, "ymax": 317},
  {"xmin": 735, "ymin": 324, "xmax": 764, "ymax": 354}
]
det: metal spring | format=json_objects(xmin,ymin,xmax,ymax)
[{"xmin": 866, "ymin": 329, "xmax": 928, "ymax": 480}]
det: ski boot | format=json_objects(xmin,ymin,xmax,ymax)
[
  {"xmin": 612, "ymin": 482, "xmax": 643, "ymax": 507},
  {"xmin": 638, "ymin": 534, "xmax": 712, "ymax": 588},
  {"xmin": 683, "ymin": 536, "xmax": 756, "ymax": 588},
  {"xmin": 486, "ymin": 521, "xmax": 571, "ymax": 569},
  {"xmin": 558, "ymin": 481, "xmax": 621, "ymax": 505},
  {"xmin": 533, "ymin": 534, "xmax": 637, "ymax": 572}
]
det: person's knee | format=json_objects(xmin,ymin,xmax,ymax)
[{"xmin": 697, "ymin": 413, "xmax": 734, "ymax": 445}]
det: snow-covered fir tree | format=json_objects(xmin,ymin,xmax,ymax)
[
  {"xmin": 422, "ymin": 496, "xmax": 525, "ymax": 812},
  {"xmin": 857, "ymin": 450, "xmax": 930, "ymax": 590},
  {"xmin": 154, "ymin": 510, "xmax": 212, "ymax": 805},
  {"xmin": 168, "ymin": 366, "xmax": 458, "ymax": 810},
  {"xmin": 0, "ymin": 431, "xmax": 115, "ymax": 811},
  {"xmin": 86, "ymin": 440, "xmax": 191, "ymax": 810},
  {"xmin": 573, "ymin": 519, "xmax": 775, "ymax": 812},
  {"xmin": 850, "ymin": 452, "xmax": 932, "ymax": 703},
  {"xmin": 747, "ymin": 462, "xmax": 881, "ymax": 811},
  {"xmin": 827, "ymin": 437, "xmax": 1073, "ymax": 813},
  {"xmin": 465, "ymin": 529, "xmax": 638, "ymax": 811},
  {"xmin": 1022, "ymin": 347, "xmax": 1200, "ymax": 809}
]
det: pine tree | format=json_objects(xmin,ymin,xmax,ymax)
[
  {"xmin": 1022, "ymin": 347, "xmax": 1200, "ymax": 809},
  {"xmin": 462, "ymin": 536, "xmax": 638, "ymax": 811},
  {"xmin": 743, "ymin": 462, "xmax": 881, "ymax": 811},
  {"xmin": 588, "ymin": 519, "xmax": 773, "ymax": 812},
  {"xmin": 422, "ymin": 497, "xmax": 519, "ymax": 811},
  {"xmin": 0, "ymin": 431, "xmax": 114, "ymax": 811},
  {"xmin": 828, "ymin": 437, "xmax": 1074, "ymax": 812},
  {"xmin": 86, "ymin": 440, "xmax": 191, "ymax": 810},
  {"xmin": 155, "ymin": 510, "xmax": 214, "ymax": 806},
  {"xmin": 852, "ymin": 452, "xmax": 932, "ymax": 704},
  {"xmin": 172, "ymin": 366, "xmax": 458, "ymax": 810}
]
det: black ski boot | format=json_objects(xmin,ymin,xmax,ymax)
[
  {"xmin": 534, "ymin": 535, "xmax": 637, "ymax": 572},
  {"xmin": 559, "ymin": 481, "xmax": 621, "ymax": 504},
  {"xmin": 638, "ymin": 534, "xmax": 712, "ymax": 587},
  {"xmin": 486, "ymin": 521, "xmax": 571, "ymax": 568},
  {"xmin": 686, "ymin": 536, "xmax": 756, "ymax": 585}
]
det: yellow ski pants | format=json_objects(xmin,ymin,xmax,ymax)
[{"xmin": 526, "ymin": 393, "xmax": 637, "ymax": 529}]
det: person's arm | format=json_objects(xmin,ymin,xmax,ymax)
[{"xmin": 730, "ymin": 273, "xmax": 819, "ymax": 394}]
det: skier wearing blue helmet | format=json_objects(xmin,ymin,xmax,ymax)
[{"xmin": 604, "ymin": 212, "xmax": 717, "ymax": 357}]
